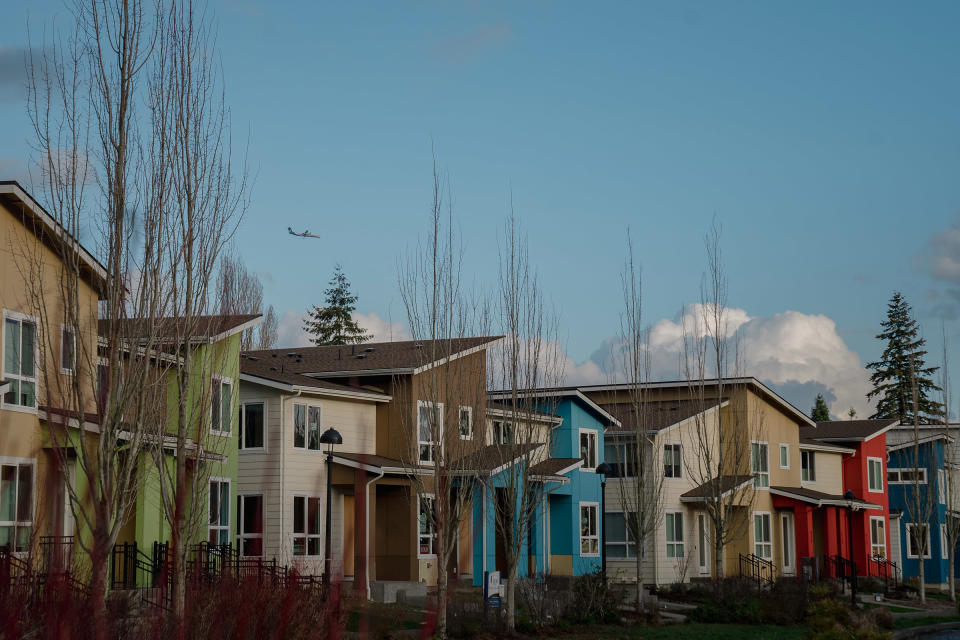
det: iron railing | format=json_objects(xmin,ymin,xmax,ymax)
[
  {"xmin": 739, "ymin": 553, "xmax": 775, "ymax": 589},
  {"xmin": 867, "ymin": 555, "xmax": 901, "ymax": 593}
]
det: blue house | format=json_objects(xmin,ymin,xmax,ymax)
[
  {"xmin": 470, "ymin": 390, "xmax": 618, "ymax": 585},
  {"xmin": 886, "ymin": 426, "xmax": 956, "ymax": 586}
]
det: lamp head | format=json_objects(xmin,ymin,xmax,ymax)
[
  {"xmin": 595, "ymin": 462, "xmax": 613, "ymax": 477},
  {"xmin": 320, "ymin": 427, "xmax": 342, "ymax": 455}
]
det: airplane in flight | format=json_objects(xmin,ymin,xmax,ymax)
[{"xmin": 288, "ymin": 227, "xmax": 322, "ymax": 239}]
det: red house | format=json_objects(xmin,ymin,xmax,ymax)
[{"xmin": 798, "ymin": 419, "xmax": 898, "ymax": 577}]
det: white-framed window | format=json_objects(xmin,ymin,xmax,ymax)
[
  {"xmin": 0, "ymin": 458, "xmax": 35, "ymax": 554},
  {"xmin": 579, "ymin": 430, "xmax": 598, "ymax": 471},
  {"xmin": 887, "ymin": 468, "xmax": 927, "ymax": 484},
  {"xmin": 870, "ymin": 516, "xmax": 886, "ymax": 558},
  {"xmin": 418, "ymin": 494, "xmax": 436, "ymax": 557},
  {"xmin": 867, "ymin": 457, "xmax": 884, "ymax": 493},
  {"xmin": 237, "ymin": 494, "xmax": 264, "ymax": 557},
  {"xmin": 779, "ymin": 443, "xmax": 789, "ymax": 469},
  {"xmin": 939, "ymin": 470, "xmax": 946, "ymax": 504},
  {"xmin": 906, "ymin": 523, "xmax": 931, "ymax": 559},
  {"xmin": 293, "ymin": 404, "xmax": 322, "ymax": 451},
  {"xmin": 941, "ymin": 524, "xmax": 949, "ymax": 560},
  {"xmin": 293, "ymin": 495, "xmax": 321, "ymax": 555},
  {"xmin": 458, "ymin": 406, "xmax": 473, "ymax": 440},
  {"xmin": 210, "ymin": 375, "xmax": 233, "ymax": 435},
  {"xmin": 3, "ymin": 311, "xmax": 39, "ymax": 411},
  {"xmin": 417, "ymin": 401, "xmax": 443, "ymax": 465},
  {"xmin": 580, "ymin": 502, "xmax": 600, "ymax": 556},
  {"xmin": 751, "ymin": 441, "xmax": 769, "ymax": 489},
  {"xmin": 604, "ymin": 439, "xmax": 639, "ymax": 478},
  {"xmin": 492, "ymin": 420, "xmax": 513, "ymax": 444},
  {"xmin": 239, "ymin": 401, "xmax": 265, "ymax": 451},
  {"xmin": 665, "ymin": 511, "xmax": 684, "ymax": 558},
  {"xmin": 664, "ymin": 443, "xmax": 682, "ymax": 479},
  {"xmin": 604, "ymin": 511, "xmax": 638, "ymax": 558},
  {"xmin": 208, "ymin": 477, "xmax": 230, "ymax": 544},
  {"xmin": 59, "ymin": 324, "xmax": 76, "ymax": 375},
  {"xmin": 754, "ymin": 512, "xmax": 772, "ymax": 560},
  {"xmin": 801, "ymin": 450, "xmax": 816, "ymax": 483}
]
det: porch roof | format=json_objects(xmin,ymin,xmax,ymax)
[
  {"xmin": 451, "ymin": 443, "xmax": 544, "ymax": 476},
  {"xmin": 331, "ymin": 452, "xmax": 431, "ymax": 475},
  {"xmin": 800, "ymin": 419, "xmax": 899, "ymax": 443},
  {"xmin": 679, "ymin": 475, "xmax": 753, "ymax": 502},
  {"xmin": 770, "ymin": 486, "xmax": 882, "ymax": 510},
  {"xmin": 529, "ymin": 457, "xmax": 582, "ymax": 483}
]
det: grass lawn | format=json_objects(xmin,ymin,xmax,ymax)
[
  {"xmin": 861, "ymin": 602, "xmax": 921, "ymax": 613},
  {"xmin": 893, "ymin": 615, "xmax": 960, "ymax": 630},
  {"xmin": 552, "ymin": 623, "xmax": 805, "ymax": 640}
]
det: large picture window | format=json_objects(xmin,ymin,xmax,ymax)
[
  {"xmin": 0, "ymin": 460, "xmax": 34, "ymax": 553},
  {"xmin": 666, "ymin": 511, "xmax": 684, "ymax": 558},
  {"xmin": 664, "ymin": 443, "xmax": 682, "ymax": 478},
  {"xmin": 418, "ymin": 494, "xmax": 436, "ymax": 556},
  {"xmin": 580, "ymin": 503, "xmax": 599, "ymax": 556},
  {"xmin": 3, "ymin": 312, "xmax": 38, "ymax": 409},
  {"xmin": 579, "ymin": 430, "xmax": 598, "ymax": 471},
  {"xmin": 237, "ymin": 494, "xmax": 264, "ymax": 557},
  {"xmin": 240, "ymin": 402, "xmax": 265, "ymax": 450},
  {"xmin": 210, "ymin": 377, "xmax": 233, "ymax": 435},
  {"xmin": 801, "ymin": 450, "xmax": 816, "ymax": 482},
  {"xmin": 418, "ymin": 402, "xmax": 442, "ymax": 465},
  {"xmin": 751, "ymin": 442, "xmax": 769, "ymax": 488},
  {"xmin": 868, "ymin": 457, "xmax": 883, "ymax": 493},
  {"xmin": 604, "ymin": 440, "xmax": 638, "ymax": 478},
  {"xmin": 754, "ymin": 512, "xmax": 772, "ymax": 559},
  {"xmin": 605, "ymin": 512, "xmax": 638, "ymax": 558},
  {"xmin": 293, "ymin": 496, "xmax": 321, "ymax": 555},
  {"xmin": 208, "ymin": 478, "xmax": 230, "ymax": 544}
]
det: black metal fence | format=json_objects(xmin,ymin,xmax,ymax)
[{"xmin": 738, "ymin": 553, "xmax": 775, "ymax": 589}]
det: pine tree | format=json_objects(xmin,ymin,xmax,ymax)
[
  {"xmin": 304, "ymin": 265, "xmax": 371, "ymax": 345},
  {"xmin": 811, "ymin": 393, "xmax": 831, "ymax": 422},
  {"xmin": 866, "ymin": 292, "xmax": 943, "ymax": 422}
]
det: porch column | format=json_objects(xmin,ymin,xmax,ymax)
[
  {"xmin": 354, "ymin": 469, "xmax": 368, "ymax": 595},
  {"xmin": 824, "ymin": 506, "xmax": 840, "ymax": 558},
  {"xmin": 794, "ymin": 505, "xmax": 815, "ymax": 560}
]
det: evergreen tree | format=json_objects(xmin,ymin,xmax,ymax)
[
  {"xmin": 866, "ymin": 292, "xmax": 943, "ymax": 422},
  {"xmin": 304, "ymin": 265, "xmax": 371, "ymax": 345},
  {"xmin": 811, "ymin": 393, "xmax": 831, "ymax": 422}
]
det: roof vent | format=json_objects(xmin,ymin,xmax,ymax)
[
  {"xmin": 364, "ymin": 346, "xmax": 374, "ymax": 352},
  {"xmin": 271, "ymin": 353, "xmax": 278, "ymax": 358},
  {"xmin": 247, "ymin": 356, "xmax": 258, "ymax": 361},
  {"xmin": 356, "ymin": 353, "xmax": 366, "ymax": 359},
  {"xmin": 270, "ymin": 366, "xmax": 277, "ymax": 371},
  {"xmin": 296, "ymin": 358, "xmax": 302, "ymax": 363},
  {"xmin": 414, "ymin": 343, "xmax": 423, "ymax": 349},
  {"xmin": 286, "ymin": 352, "xmax": 297, "ymax": 358}
]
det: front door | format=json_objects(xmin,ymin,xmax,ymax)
[
  {"xmin": 697, "ymin": 513, "xmax": 710, "ymax": 575},
  {"xmin": 781, "ymin": 512, "xmax": 795, "ymax": 576}
]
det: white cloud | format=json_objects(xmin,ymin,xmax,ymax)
[
  {"xmin": 925, "ymin": 224, "xmax": 960, "ymax": 283},
  {"xmin": 275, "ymin": 310, "xmax": 410, "ymax": 348}
]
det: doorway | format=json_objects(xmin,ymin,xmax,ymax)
[
  {"xmin": 781, "ymin": 512, "xmax": 795, "ymax": 576},
  {"xmin": 697, "ymin": 513, "xmax": 710, "ymax": 575}
]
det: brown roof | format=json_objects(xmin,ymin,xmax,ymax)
[
  {"xmin": 240, "ymin": 355, "xmax": 389, "ymax": 398},
  {"xmin": 770, "ymin": 486, "xmax": 882, "ymax": 509},
  {"xmin": 451, "ymin": 443, "xmax": 543, "ymax": 474},
  {"xmin": 602, "ymin": 399, "xmax": 722, "ymax": 433},
  {"xmin": 529, "ymin": 457, "xmax": 582, "ymax": 477},
  {"xmin": 800, "ymin": 419, "xmax": 899, "ymax": 443},
  {"xmin": 680, "ymin": 475, "xmax": 754, "ymax": 500},
  {"xmin": 100, "ymin": 314, "xmax": 261, "ymax": 341},
  {"xmin": 243, "ymin": 336, "xmax": 501, "ymax": 376}
]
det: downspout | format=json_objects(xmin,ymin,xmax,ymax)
[
  {"xmin": 281, "ymin": 390, "xmax": 302, "ymax": 561},
  {"xmin": 365, "ymin": 467, "xmax": 385, "ymax": 600}
]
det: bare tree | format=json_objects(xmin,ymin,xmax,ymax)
[
  {"xmin": 681, "ymin": 220, "xmax": 757, "ymax": 580},
  {"xmin": 490, "ymin": 210, "xmax": 564, "ymax": 632},
  {"xmin": 905, "ymin": 355, "xmax": 937, "ymax": 603},
  {"xmin": 217, "ymin": 252, "xmax": 275, "ymax": 350},
  {"xmin": 24, "ymin": 0, "xmax": 173, "ymax": 632},
  {"xmin": 396, "ymin": 156, "xmax": 490, "ymax": 640},
  {"xmin": 609, "ymin": 231, "xmax": 663, "ymax": 608},
  {"xmin": 939, "ymin": 324, "xmax": 958, "ymax": 601}
]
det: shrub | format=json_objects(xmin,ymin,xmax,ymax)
[
  {"xmin": 564, "ymin": 568, "xmax": 623, "ymax": 624},
  {"xmin": 805, "ymin": 598, "xmax": 889, "ymax": 640},
  {"xmin": 515, "ymin": 575, "xmax": 572, "ymax": 631},
  {"xmin": 688, "ymin": 598, "xmax": 762, "ymax": 625}
]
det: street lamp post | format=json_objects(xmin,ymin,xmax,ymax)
[
  {"xmin": 844, "ymin": 490, "xmax": 861, "ymax": 608},
  {"xmin": 321, "ymin": 427, "xmax": 343, "ymax": 588},
  {"xmin": 595, "ymin": 462, "xmax": 613, "ymax": 580}
]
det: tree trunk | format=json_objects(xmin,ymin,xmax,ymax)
[
  {"xmin": 949, "ymin": 547, "xmax": 955, "ymax": 602},
  {"xmin": 506, "ymin": 566, "xmax": 518, "ymax": 632},
  {"xmin": 436, "ymin": 560, "xmax": 448, "ymax": 640},
  {"xmin": 714, "ymin": 534, "xmax": 724, "ymax": 580},
  {"xmin": 636, "ymin": 552, "xmax": 644, "ymax": 610},
  {"xmin": 90, "ymin": 530, "xmax": 111, "ymax": 640},
  {"xmin": 919, "ymin": 532, "xmax": 926, "ymax": 604}
]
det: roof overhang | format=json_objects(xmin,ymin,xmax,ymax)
[
  {"xmin": 488, "ymin": 388, "xmax": 621, "ymax": 428},
  {"xmin": 239, "ymin": 373, "xmax": 392, "ymax": 402},
  {"xmin": 486, "ymin": 405, "xmax": 563, "ymax": 426},
  {"xmin": 330, "ymin": 454, "xmax": 431, "ymax": 476},
  {"xmin": 811, "ymin": 421, "xmax": 900, "ymax": 444},
  {"xmin": 887, "ymin": 433, "xmax": 954, "ymax": 452},
  {"xmin": 679, "ymin": 476, "xmax": 754, "ymax": 503},
  {"xmin": 769, "ymin": 487, "xmax": 882, "ymax": 510},
  {"xmin": 798, "ymin": 442, "xmax": 856, "ymax": 454}
]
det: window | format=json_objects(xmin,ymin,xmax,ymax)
[
  {"xmin": 293, "ymin": 496, "xmax": 321, "ymax": 555},
  {"xmin": 492, "ymin": 421, "xmax": 513, "ymax": 444},
  {"xmin": 239, "ymin": 402, "xmax": 265, "ymax": 450},
  {"xmin": 579, "ymin": 430, "xmax": 598, "ymax": 471},
  {"xmin": 867, "ymin": 457, "xmax": 883, "ymax": 493},
  {"xmin": 906, "ymin": 523, "xmax": 931, "ymax": 559},
  {"xmin": 580, "ymin": 503, "xmax": 599, "ymax": 556},
  {"xmin": 210, "ymin": 377, "xmax": 233, "ymax": 435},
  {"xmin": 751, "ymin": 442, "xmax": 769, "ymax": 488},
  {"xmin": 605, "ymin": 512, "xmax": 638, "ymax": 558},
  {"xmin": 801, "ymin": 450, "xmax": 816, "ymax": 482},
  {"xmin": 208, "ymin": 478, "xmax": 230, "ymax": 544},
  {"xmin": 939, "ymin": 470, "xmax": 946, "ymax": 504},
  {"xmin": 237, "ymin": 494, "xmax": 264, "ymax": 557},
  {"xmin": 887, "ymin": 468, "xmax": 927, "ymax": 484},
  {"xmin": 3, "ymin": 312, "xmax": 38, "ymax": 409},
  {"xmin": 665, "ymin": 512, "xmax": 684, "ymax": 558},
  {"xmin": 60, "ymin": 324, "xmax": 76, "ymax": 375},
  {"xmin": 942, "ymin": 524, "xmax": 950, "ymax": 560},
  {"xmin": 664, "ymin": 443, "xmax": 682, "ymax": 478},
  {"xmin": 293, "ymin": 404, "xmax": 321, "ymax": 451},
  {"xmin": 779, "ymin": 444, "xmax": 789, "ymax": 469},
  {"xmin": 458, "ymin": 406, "xmax": 472, "ymax": 439},
  {"xmin": 754, "ymin": 512, "xmax": 772, "ymax": 559},
  {"xmin": 417, "ymin": 401, "xmax": 442, "ymax": 465},
  {"xmin": 0, "ymin": 460, "xmax": 34, "ymax": 553},
  {"xmin": 870, "ymin": 517, "xmax": 886, "ymax": 559},
  {"xmin": 604, "ymin": 440, "xmax": 638, "ymax": 478},
  {"xmin": 418, "ymin": 494, "xmax": 436, "ymax": 556}
]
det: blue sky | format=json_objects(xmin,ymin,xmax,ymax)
[{"xmin": 2, "ymin": 1, "xmax": 959, "ymax": 417}]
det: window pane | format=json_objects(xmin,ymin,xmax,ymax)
[
  {"xmin": 294, "ymin": 405, "xmax": 305, "ymax": 448},
  {"xmin": 308, "ymin": 407, "xmax": 321, "ymax": 450},
  {"xmin": 307, "ymin": 538, "xmax": 320, "ymax": 556},
  {"xmin": 4, "ymin": 320, "xmax": 19, "ymax": 375},
  {"xmin": 209, "ymin": 483, "xmax": 219, "ymax": 525},
  {"xmin": 211, "ymin": 382, "xmax": 221, "ymax": 431},
  {"xmin": 16, "ymin": 466, "xmax": 31, "ymax": 522},
  {"xmin": 308, "ymin": 497, "xmax": 321, "ymax": 535},
  {"xmin": 780, "ymin": 446, "xmax": 788, "ymax": 467},
  {"xmin": 219, "ymin": 483, "xmax": 229, "ymax": 527},
  {"xmin": 419, "ymin": 406, "xmax": 433, "ymax": 440},
  {"xmin": 244, "ymin": 404, "xmax": 264, "ymax": 448},
  {"xmin": 20, "ymin": 322, "xmax": 35, "ymax": 376},
  {"xmin": 19, "ymin": 381, "xmax": 35, "ymax": 408},
  {"xmin": 243, "ymin": 496, "xmax": 263, "ymax": 534},
  {"xmin": 293, "ymin": 496, "xmax": 304, "ymax": 534},
  {"xmin": 243, "ymin": 537, "xmax": 262, "ymax": 557},
  {"xmin": 605, "ymin": 513, "xmax": 626, "ymax": 543},
  {"xmin": 3, "ymin": 379, "xmax": 16, "ymax": 405},
  {"xmin": 61, "ymin": 328, "xmax": 74, "ymax": 371},
  {"xmin": 15, "ymin": 525, "xmax": 30, "ymax": 553},
  {"xmin": 221, "ymin": 384, "xmax": 232, "ymax": 433},
  {"xmin": 0, "ymin": 466, "xmax": 15, "ymax": 521},
  {"xmin": 293, "ymin": 537, "xmax": 305, "ymax": 556}
]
